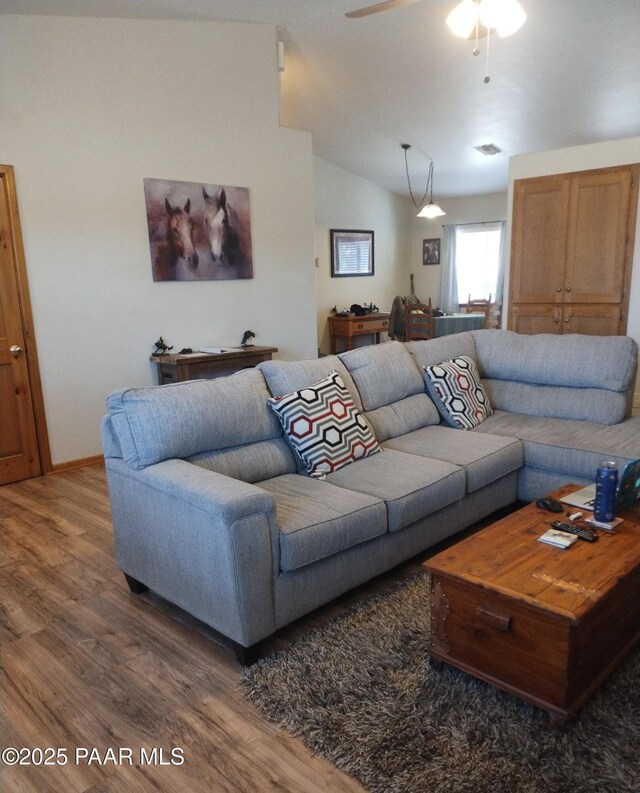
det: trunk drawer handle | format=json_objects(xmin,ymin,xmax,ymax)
[{"xmin": 475, "ymin": 605, "xmax": 512, "ymax": 632}]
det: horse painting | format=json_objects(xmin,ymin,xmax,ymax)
[
  {"xmin": 165, "ymin": 197, "xmax": 199, "ymax": 270},
  {"xmin": 144, "ymin": 177, "xmax": 253, "ymax": 281},
  {"xmin": 202, "ymin": 187, "xmax": 252, "ymax": 274}
]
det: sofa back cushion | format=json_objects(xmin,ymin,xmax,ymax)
[
  {"xmin": 405, "ymin": 333, "xmax": 478, "ymax": 371},
  {"xmin": 188, "ymin": 438, "xmax": 296, "ymax": 484},
  {"xmin": 338, "ymin": 341, "xmax": 440, "ymax": 441},
  {"xmin": 259, "ymin": 355, "xmax": 364, "ymax": 411},
  {"xmin": 471, "ymin": 329, "xmax": 638, "ymax": 425},
  {"xmin": 105, "ymin": 368, "xmax": 296, "ymax": 476}
]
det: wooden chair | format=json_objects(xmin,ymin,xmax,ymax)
[
  {"xmin": 484, "ymin": 298, "xmax": 503, "ymax": 329},
  {"xmin": 466, "ymin": 293, "xmax": 492, "ymax": 329},
  {"xmin": 404, "ymin": 298, "xmax": 434, "ymax": 341},
  {"xmin": 466, "ymin": 293, "xmax": 492, "ymax": 313}
]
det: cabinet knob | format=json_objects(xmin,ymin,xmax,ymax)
[
  {"xmin": 564, "ymin": 317, "xmax": 569, "ymax": 323},
  {"xmin": 556, "ymin": 287, "xmax": 562, "ymax": 292},
  {"xmin": 565, "ymin": 286, "xmax": 571, "ymax": 292}
]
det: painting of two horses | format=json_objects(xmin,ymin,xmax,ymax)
[{"xmin": 143, "ymin": 177, "xmax": 253, "ymax": 281}]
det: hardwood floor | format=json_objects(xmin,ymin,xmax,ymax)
[{"xmin": 1, "ymin": 464, "xmax": 378, "ymax": 793}]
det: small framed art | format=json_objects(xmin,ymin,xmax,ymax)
[{"xmin": 423, "ymin": 238, "xmax": 440, "ymax": 265}]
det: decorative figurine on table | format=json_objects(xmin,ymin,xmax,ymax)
[
  {"xmin": 153, "ymin": 337, "xmax": 173, "ymax": 356},
  {"xmin": 240, "ymin": 330, "xmax": 255, "ymax": 348}
]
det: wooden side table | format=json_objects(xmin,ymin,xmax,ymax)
[
  {"xmin": 327, "ymin": 312, "xmax": 390, "ymax": 354},
  {"xmin": 151, "ymin": 346, "xmax": 278, "ymax": 384}
]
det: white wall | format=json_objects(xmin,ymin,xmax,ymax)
[
  {"xmin": 314, "ymin": 157, "xmax": 412, "ymax": 354},
  {"xmin": 506, "ymin": 137, "xmax": 640, "ymax": 407},
  {"xmin": 0, "ymin": 15, "xmax": 317, "ymax": 465},
  {"xmin": 409, "ymin": 192, "xmax": 508, "ymax": 307}
]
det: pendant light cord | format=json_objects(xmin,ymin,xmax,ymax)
[{"xmin": 403, "ymin": 145, "xmax": 433, "ymax": 209}]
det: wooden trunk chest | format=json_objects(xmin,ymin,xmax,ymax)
[{"xmin": 423, "ymin": 486, "xmax": 640, "ymax": 726}]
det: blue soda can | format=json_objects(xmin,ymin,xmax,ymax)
[{"xmin": 594, "ymin": 461, "xmax": 618, "ymax": 522}]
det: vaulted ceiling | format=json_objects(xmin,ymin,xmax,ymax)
[{"xmin": 3, "ymin": 0, "xmax": 639, "ymax": 198}]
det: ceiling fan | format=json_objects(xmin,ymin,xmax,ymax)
[{"xmin": 345, "ymin": 0, "xmax": 419, "ymax": 19}]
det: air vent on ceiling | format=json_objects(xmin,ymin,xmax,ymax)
[{"xmin": 474, "ymin": 143, "xmax": 502, "ymax": 156}]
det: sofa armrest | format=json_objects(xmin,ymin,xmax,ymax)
[{"xmin": 105, "ymin": 457, "xmax": 278, "ymax": 647}]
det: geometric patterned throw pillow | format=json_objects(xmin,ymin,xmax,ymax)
[
  {"xmin": 423, "ymin": 356, "xmax": 493, "ymax": 430},
  {"xmin": 267, "ymin": 370, "xmax": 381, "ymax": 478}
]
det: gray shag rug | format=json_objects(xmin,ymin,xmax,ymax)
[{"xmin": 240, "ymin": 574, "xmax": 640, "ymax": 793}]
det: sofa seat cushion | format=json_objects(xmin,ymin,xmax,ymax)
[
  {"xmin": 473, "ymin": 411, "xmax": 640, "ymax": 479},
  {"xmin": 257, "ymin": 474, "xmax": 386, "ymax": 572},
  {"xmin": 325, "ymin": 448, "xmax": 465, "ymax": 532},
  {"xmin": 382, "ymin": 425, "xmax": 523, "ymax": 493}
]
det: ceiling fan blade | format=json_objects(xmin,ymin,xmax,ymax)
[{"xmin": 345, "ymin": 0, "xmax": 420, "ymax": 19}]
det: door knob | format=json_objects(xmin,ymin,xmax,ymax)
[{"xmin": 10, "ymin": 345, "xmax": 23, "ymax": 357}]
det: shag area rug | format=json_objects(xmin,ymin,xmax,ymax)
[{"xmin": 240, "ymin": 574, "xmax": 640, "ymax": 793}]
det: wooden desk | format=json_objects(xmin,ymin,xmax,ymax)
[
  {"xmin": 328, "ymin": 313, "xmax": 390, "ymax": 354},
  {"xmin": 151, "ymin": 346, "xmax": 278, "ymax": 384}
]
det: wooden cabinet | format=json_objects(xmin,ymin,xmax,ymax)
[
  {"xmin": 510, "ymin": 303, "xmax": 622, "ymax": 336},
  {"xmin": 509, "ymin": 164, "xmax": 638, "ymax": 335}
]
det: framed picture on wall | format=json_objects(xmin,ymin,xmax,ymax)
[
  {"xmin": 330, "ymin": 229, "xmax": 374, "ymax": 277},
  {"xmin": 423, "ymin": 238, "xmax": 440, "ymax": 265},
  {"xmin": 143, "ymin": 177, "xmax": 253, "ymax": 281}
]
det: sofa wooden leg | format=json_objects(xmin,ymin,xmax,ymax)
[
  {"xmin": 232, "ymin": 640, "xmax": 262, "ymax": 666},
  {"xmin": 124, "ymin": 573, "xmax": 149, "ymax": 594}
]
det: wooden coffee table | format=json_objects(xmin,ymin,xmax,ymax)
[{"xmin": 423, "ymin": 484, "xmax": 640, "ymax": 726}]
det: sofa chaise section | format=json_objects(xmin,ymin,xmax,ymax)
[{"xmin": 468, "ymin": 330, "xmax": 640, "ymax": 500}]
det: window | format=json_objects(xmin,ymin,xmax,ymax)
[
  {"xmin": 330, "ymin": 229, "xmax": 374, "ymax": 277},
  {"xmin": 455, "ymin": 222, "xmax": 502, "ymax": 304}
]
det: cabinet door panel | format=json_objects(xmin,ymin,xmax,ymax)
[
  {"xmin": 564, "ymin": 305, "xmax": 622, "ymax": 336},
  {"xmin": 509, "ymin": 304, "xmax": 560, "ymax": 335},
  {"xmin": 565, "ymin": 168, "xmax": 632, "ymax": 303},
  {"xmin": 510, "ymin": 176, "xmax": 571, "ymax": 303}
]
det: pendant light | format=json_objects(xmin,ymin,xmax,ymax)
[{"xmin": 402, "ymin": 144, "xmax": 446, "ymax": 219}]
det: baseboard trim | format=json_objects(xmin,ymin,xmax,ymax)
[{"xmin": 51, "ymin": 455, "xmax": 104, "ymax": 473}]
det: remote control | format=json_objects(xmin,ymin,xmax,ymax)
[{"xmin": 551, "ymin": 520, "xmax": 598, "ymax": 542}]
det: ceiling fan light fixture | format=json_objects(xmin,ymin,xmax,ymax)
[
  {"xmin": 446, "ymin": 0, "xmax": 479, "ymax": 38},
  {"xmin": 447, "ymin": 0, "xmax": 526, "ymax": 38},
  {"xmin": 417, "ymin": 202, "xmax": 446, "ymax": 219},
  {"xmin": 486, "ymin": 0, "xmax": 527, "ymax": 37}
]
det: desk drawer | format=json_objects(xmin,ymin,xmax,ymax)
[{"xmin": 352, "ymin": 318, "xmax": 388, "ymax": 333}]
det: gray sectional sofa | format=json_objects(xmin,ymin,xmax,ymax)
[{"xmin": 101, "ymin": 330, "xmax": 640, "ymax": 662}]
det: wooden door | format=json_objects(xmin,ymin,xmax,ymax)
[
  {"xmin": 0, "ymin": 166, "xmax": 49, "ymax": 484},
  {"xmin": 509, "ymin": 304, "xmax": 561, "ymax": 335},
  {"xmin": 510, "ymin": 175, "xmax": 571, "ymax": 304},
  {"xmin": 564, "ymin": 166, "xmax": 635, "ymax": 305},
  {"xmin": 563, "ymin": 304, "xmax": 622, "ymax": 336}
]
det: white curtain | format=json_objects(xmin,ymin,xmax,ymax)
[{"xmin": 438, "ymin": 224, "xmax": 459, "ymax": 313}]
